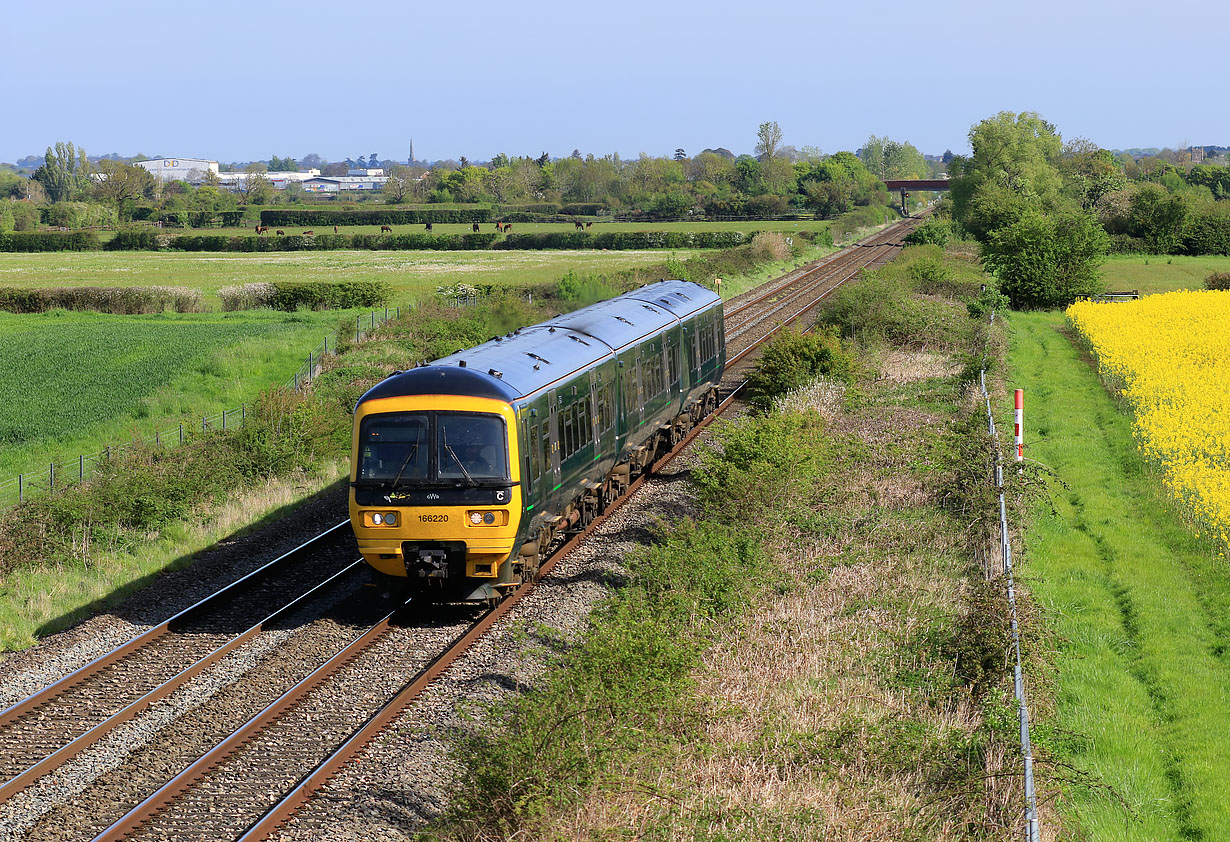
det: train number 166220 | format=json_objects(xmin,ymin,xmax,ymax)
[{"xmin": 418, "ymin": 513, "xmax": 449, "ymax": 523}]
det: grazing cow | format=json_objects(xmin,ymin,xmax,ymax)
[
  {"xmin": 472, "ymin": 222, "xmax": 480, "ymax": 233},
  {"xmin": 276, "ymin": 229, "xmax": 285, "ymax": 235},
  {"xmin": 334, "ymin": 225, "xmax": 338, "ymax": 233},
  {"xmin": 303, "ymin": 230, "xmax": 314, "ymax": 235},
  {"xmin": 586, "ymin": 221, "xmax": 592, "ymax": 229},
  {"xmin": 503, "ymin": 223, "xmax": 512, "ymax": 232},
  {"xmin": 575, "ymin": 220, "xmax": 584, "ymax": 230},
  {"xmin": 254, "ymin": 224, "xmax": 261, "ymax": 233},
  {"xmin": 257, "ymin": 226, "xmax": 269, "ymax": 235},
  {"xmin": 425, "ymin": 222, "xmax": 433, "ymax": 232},
  {"xmin": 380, "ymin": 225, "xmax": 392, "ymax": 233}
]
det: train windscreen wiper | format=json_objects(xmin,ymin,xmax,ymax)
[{"xmin": 388, "ymin": 443, "xmax": 420, "ymax": 488}]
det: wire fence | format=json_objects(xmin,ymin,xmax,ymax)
[
  {"xmin": 979, "ymin": 310, "xmax": 1041, "ymax": 842},
  {"xmin": 0, "ymin": 304, "xmax": 403, "ymax": 509}
]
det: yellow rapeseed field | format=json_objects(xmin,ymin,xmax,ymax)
[{"xmin": 1067, "ymin": 290, "xmax": 1230, "ymax": 553}]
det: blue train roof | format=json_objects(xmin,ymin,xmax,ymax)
[{"xmin": 359, "ymin": 280, "xmax": 721, "ymax": 406}]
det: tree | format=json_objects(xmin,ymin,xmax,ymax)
[
  {"xmin": 238, "ymin": 164, "xmax": 274, "ymax": 205},
  {"xmin": 674, "ymin": 148, "xmax": 687, "ymax": 161},
  {"xmin": 383, "ymin": 165, "xmax": 414, "ymax": 203},
  {"xmin": 755, "ymin": 121, "xmax": 783, "ymax": 161},
  {"xmin": 269, "ymin": 155, "xmax": 298, "ymax": 172},
  {"xmin": 949, "ymin": 111, "xmax": 1065, "ymax": 238},
  {"xmin": 981, "ymin": 207, "xmax": 1108, "ymax": 308},
  {"xmin": 33, "ymin": 141, "xmax": 91, "ymax": 202},
  {"xmin": 301, "ymin": 153, "xmax": 324, "ymax": 169},
  {"xmin": 93, "ymin": 160, "xmax": 153, "ymax": 217}
]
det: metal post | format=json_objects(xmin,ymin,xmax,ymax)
[
  {"xmin": 323, "ymin": 335, "xmax": 328, "ymax": 356},
  {"xmin": 308, "ymin": 351, "xmax": 313, "ymax": 381},
  {"xmin": 1014, "ymin": 389, "xmax": 1024, "ymax": 462},
  {"xmin": 106, "ymin": 446, "xmax": 111, "ymax": 460},
  {"xmin": 203, "ymin": 416, "xmax": 207, "ymax": 434},
  {"xmin": 371, "ymin": 311, "xmax": 375, "ymax": 330},
  {"xmin": 241, "ymin": 406, "xmax": 245, "ymax": 424},
  {"xmin": 18, "ymin": 474, "xmax": 22, "ymax": 503},
  {"xmin": 356, "ymin": 315, "xmax": 361, "ymax": 343},
  {"xmin": 179, "ymin": 423, "xmax": 184, "ymax": 444},
  {"xmin": 222, "ymin": 409, "xmax": 227, "ymax": 431},
  {"xmin": 49, "ymin": 463, "xmax": 54, "ymax": 494},
  {"xmin": 79, "ymin": 454, "xmax": 84, "ymax": 481},
  {"xmin": 156, "ymin": 431, "xmax": 160, "ymax": 446}
]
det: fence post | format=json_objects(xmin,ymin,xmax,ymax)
[
  {"xmin": 18, "ymin": 474, "xmax": 22, "ymax": 503},
  {"xmin": 308, "ymin": 351, "xmax": 313, "ymax": 382},
  {"xmin": 79, "ymin": 454, "xmax": 84, "ymax": 482},
  {"xmin": 371, "ymin": 311, "xmax": 375, "ymax": 330},
  {"xmin": 105, "ymin": 446, "xmax": 111, "ymax": 460},
  {"xmin": 156, "ymin": 431, "xmax": 160, "ymax": 446},
  {"xmin": 179, "ymin": 423, "xmax": 184, "ymax": 444},
  {"xmin": 356, "ymin": 315, "xmax": 361, "ymax": 344},
  {"xmin": 49, "ymin": 463, "xmax": 54, "ymax": 494},
  {"xmin": 241, "ymin": 406, "xmax": 245, "ymax": 424},
  {"xmin": 222, "ymin": 409, "xmax": 227, "ymax": 431},
  {"xmin": 323, "ymin": 335, "xmax": 328, "ymax": 356},
  {"xmin": 203, "ymin": 416, "xmax": 207, "ymax": 434}
]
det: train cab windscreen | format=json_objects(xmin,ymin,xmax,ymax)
[{"xmin": 357, "ymin": 412, "xmax": 508, "ymax": 485}]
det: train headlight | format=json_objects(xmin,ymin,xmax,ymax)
[
  {"xmin": 469, "ymin": 511, "xmax": 484, "ymax": 525},
  {"xmin": 466, "ymin": 510, "xmax": 506, "ymax": 527},
  {"xmin": 364, "ymin": 511, "xmax": 399, "ymax": 527}
]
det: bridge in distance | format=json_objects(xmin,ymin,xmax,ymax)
[{"xmin": 882, "ymin": 179, "xmax": 950, "ymax": 214}]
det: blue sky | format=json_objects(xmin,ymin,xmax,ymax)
[{"xmin": 7, "ymin": 0, "xmax": 1228, "ymax": 164}]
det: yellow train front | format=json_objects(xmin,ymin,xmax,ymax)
[
  {"xmin": 349, "ymin": 280, "xmax": 726, "ymax": 601},
  {"xmin": 349, "ymin": 367, "xmax": 525, "ymax": 601}
]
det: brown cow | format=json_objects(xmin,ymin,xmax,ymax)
[
  {"xmin": 586, "ymin": 221, "xmax": 592, "ymax": 229},
  {"xmin": 503, "ymin": 223, "xmax": 512, "ymax": 232},
  {"xmin": 380, "ymin": 225, "xmax": 392, "ymax": 233},
  {"xmin": 254, "ymin": 224, "xmax": 261, "ymax": 233},
  {"xmin": 574, "ymin": 221, "xmax": 584, "ymax": 230},
  {"xmin": 303, "ymin": 230, "xmax": 314, "ymax": 235},
  {"xmin": 334, "ymin": 225, "xmax": 339, "ymax": 233},
  {"xmin": 276, "ymin": 229, "xmax": 285, "ymax": 235}
]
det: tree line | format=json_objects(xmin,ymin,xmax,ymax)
[{"xmin": 0, "ymin": 124, "xmax": 943, "ymax": 232}]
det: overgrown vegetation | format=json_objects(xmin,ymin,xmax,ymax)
[
  {"xmin": 743, "ymin": 327, "xmax": 853, "ymax": 411},
  {"xmin": 423, "ymin": 239, "xmax": 1019, "ymax": 841}
]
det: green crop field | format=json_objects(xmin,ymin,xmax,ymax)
[
  {"xmin": 1099, "ymin": 254, "xmax": 1230, "ymax": 295},
  {"xmin": 0, "ymin": 309, "xmax": 344, "ymax": 479},
  {"xmin": 0, "ymin": 249, "xmax": 673, "ymax": 305}
]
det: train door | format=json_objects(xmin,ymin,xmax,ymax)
[
  {"xmin": 634, "ymin": 350, "xmax": 645, "ymax": 428},
  {"xmin": 667, "ymin": 329, "xmax": 681, "ymax": 411},
  {"xmin": 588, "ymin": 370, "xmax": 600, "ymax": 450},
  {"xmin": 547, "ymin": 388, "xmax": 561, "ymax": 493}
]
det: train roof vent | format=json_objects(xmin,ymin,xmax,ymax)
[
  {"xmin": 675, "ymin": 291, "xmax": 691, "ymax": 300},
  {"xmin": 641, "ymin": 304, "xmax": 657, "ymax": 312},
  {"xmin": 459, "ymin": 360, "xmax": 467, "ymax": 368},
  {"xmin": 526, "ymin": 352, "xmax": 551, "ymax": 364},
  {"xmin": 489, "ymin": 369, "xmax": 503, "ymax": 378},
  {"xmin": 615, "ymin": 316, "xmax": 634, "ymax": 325},
  {"xmin": 568, "ymin": 334, "xmax": 591, "ymax": 346}
]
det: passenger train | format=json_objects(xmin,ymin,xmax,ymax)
[{"xmin": 349, "ymin": 279, "xmax": 726, "ymax": 600}]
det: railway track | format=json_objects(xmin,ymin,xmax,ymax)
[{"xmin": 0, "ymin": 215, "xmax": 921, "ymax": 841}]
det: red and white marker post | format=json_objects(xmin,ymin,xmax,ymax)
[{"xmin": 1014, "ymin": 389, "xmax": 1024, "ymax": 462}]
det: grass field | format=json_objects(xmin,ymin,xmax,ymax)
[
  {"xmin": 1009, "ymin": 311, "xmax": 1230, "ymax": 840},
  {"xmin": 0, "ymin": 249, "xmax": 673, "ymax": 305},
  {"xmin": 0, "ymin": 309, "xmax": 344, "ymax": 479},
  {"xmin": 1099, "ymin": 254, "xmax": 1230, "ymax": 295}
]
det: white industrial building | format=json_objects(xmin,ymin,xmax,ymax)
[
  {"xmin": 136, "ymin": 158, "xmax": 219, "ymax": 184},
  {"xmin": 214, "ymin": 169, "xmax": 321, "ymax": 190},
  {"xmin": 302, "ymin": 176, "xmax": 389, "ymax": 194}
]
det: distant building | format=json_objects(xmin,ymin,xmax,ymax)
[
  {"xmin": 136, "ymin": 158, "xmax": 219, "ymax": 184},
  {"xmin": 302, "ymin": 176, "xmax": 389, "ymax": 194},
  {"xmin": 347, "ymin": 168, "xmax": 385, "ymax": 177},
  {"xmin": 215, "ymin": 169, "xmax": 320, "ymax": 191}
]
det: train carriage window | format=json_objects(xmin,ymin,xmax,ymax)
[
  {"xmin": 562, "ymin": 405, "xmax": 574, "ymax": 459},
  {"xmin": 530, "ymin": 423, "xmax": 543, "ymax": 480},
  {"xmin": 542, "ymin": 420, "xmax": 553, "ymax": 471},
  {"xmin": 690, "ymin": 326, "xmax": 700, "ymax": 368},
  {"xmin": 578, "ymin": 400, "xmax": 590, "ymax": 446},
  {"xmin": 668, "ymin": 342, "xmax": 679, "ymax": 385},
  {"xmin": 604, "ymin": 384, "xmax": 615, "ymax": 430}
]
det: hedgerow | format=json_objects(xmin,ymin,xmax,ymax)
[{"xmin": 0, "ymin": 231, "xmax": 101, "ymax": 252}]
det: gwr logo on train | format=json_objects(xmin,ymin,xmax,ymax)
[{"xmin": 349, "ymin": 280, "xmax": 726, "ymax": 601}]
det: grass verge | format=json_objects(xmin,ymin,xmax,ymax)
[{"xmin": 1009, "ymin": 311, "xmax": 1230, "ymax": 840}]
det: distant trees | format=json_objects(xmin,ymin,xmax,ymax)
[
  {"xmin": 33, "ymin": 142, "xmax": 92, "ymax": 202},
  {"xmin": 93, "ymin": 160, "xmax": 154, "ymax": 218},
  {"xmin": 382, "ymin": 165, "xmax": 415, "ymax": 203},
  {"xmin": 755, "ymin": 121, "xmax": 783, "ymax": 161},
  {"xmin": 269, "ymin": 155, "xmax": 298, "ymax": 172},
  {"xmin": 949, "ymin": 111, "xmax": 1109, "ymax": 308}
]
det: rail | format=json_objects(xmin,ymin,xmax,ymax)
[
  {"xmin": 0, "ymin": 305, "xmax": 403, "ymax": 509},
  {"xmin": 978, "ymin": 312, "xmax": 1041, "ymax": 842}
]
